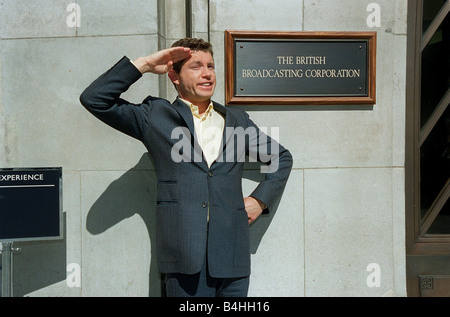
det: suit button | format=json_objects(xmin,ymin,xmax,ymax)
[
  {"xmin": 202, "ymin": 202, "xmax": 208, "ymax": 208},
  {"xmin": 208, "ymin": 172, "xmax": 213, "ymax": 177}
]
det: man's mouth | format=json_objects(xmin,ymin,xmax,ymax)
[{"xmin": 199, "ymin": 83, "xmax": 213, "ymax": 86}]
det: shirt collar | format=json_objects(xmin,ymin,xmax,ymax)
[{"xmin": 179, "ymin": 98, "xmax": 214, "ymax": 120}]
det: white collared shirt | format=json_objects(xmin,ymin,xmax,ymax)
[{"xmin": 179, "ymin": 98, "xmax": 225, "ymax": 168}]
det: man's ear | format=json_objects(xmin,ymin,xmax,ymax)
[{"xmin": 168, "ymin": 69, "xmax": 179, "ymax": 85}]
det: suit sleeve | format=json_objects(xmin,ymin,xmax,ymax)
[
  {"xmin": 79, "ymin": 56, "xmax": 149, "ymax": 140},
  {"xmin": 244, "ymin": 111, "xmax": 293, "ymax": 214}
]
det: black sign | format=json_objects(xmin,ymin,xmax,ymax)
[
  {"xmin": 0, "ymin": 168, "xmax": 62, "ymax": 242},
  {"xmin": 225, "ymin": 31, "xmax": 376, "ymax": 105},
  {"xmin": 235, "ymin": 40, "xmax": 368, "ymax": 97}
]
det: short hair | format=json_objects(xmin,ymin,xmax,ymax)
[{"xmin": 171, "ymin": 38, "xmax": 214, "ymax": 73}]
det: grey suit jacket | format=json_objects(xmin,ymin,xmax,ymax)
[{"xmin": 80, "ymin": 56, "xmax": 293, "ymax": 278}]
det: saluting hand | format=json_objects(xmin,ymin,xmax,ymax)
[{"xmin": 133, "ymin": 47, "xmax": 192, "ymax": 74}]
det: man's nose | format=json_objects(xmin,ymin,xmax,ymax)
[{"xmin": 202, "ymin": 67, "xmax": 213, "ymax": 78}]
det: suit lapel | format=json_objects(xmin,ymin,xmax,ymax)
[
  {"xmin": 171, "ymin": 98, "xmax": 210, "ymax": 171},
  {"xmin": 213, "ymin": 102, "xmax": 238, "ymax": 150},
  {"xmin": 172, "ymin": 98, "xmax": 196, "ymax": 138},
  {"xmin": 213, "ymin": 101, "xmax": 236, "ymax": 128},
  {"xmin": 213, "ymin": 102, "xmax": 244, "ymax": 170}
]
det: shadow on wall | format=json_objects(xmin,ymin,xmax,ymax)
[
  {"xmin": 242, "ymin": 163, "xmax": 281, "ymax": 255},
  {"xmin": 8, "ymin": 214, "xmax": 67, "ymax": 297},
  {"xmin": 86, "ymin": 153, "xmax": 160, "ymax": 296}
]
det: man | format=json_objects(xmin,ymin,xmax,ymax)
[{"xmin": 80, "ymin": 38, "xmax": 292, "ymax": 297}]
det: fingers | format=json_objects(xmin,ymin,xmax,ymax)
[
  {"xmin": 142, "ymin": 47, "xmax": 191, "ymax": 74},
  {"xmin": 247, "ymin": 212, "xmax": 259, "ymax": 224},
  {"xmin": 168, "ymin": 47, "xmax": 192, "ymax": 64},
  {"xmin": 243, "ymin": 196, "xmax": 264, "ymax": 224}
]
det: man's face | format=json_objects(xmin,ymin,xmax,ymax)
[{"xmin": 169, "ymin": 50, "xmax": 216, "ymax": 106}]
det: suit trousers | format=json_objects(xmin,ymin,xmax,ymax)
[{"xmin": 164, "ymin": 253, "xmax": 249, "ymax": 297}]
